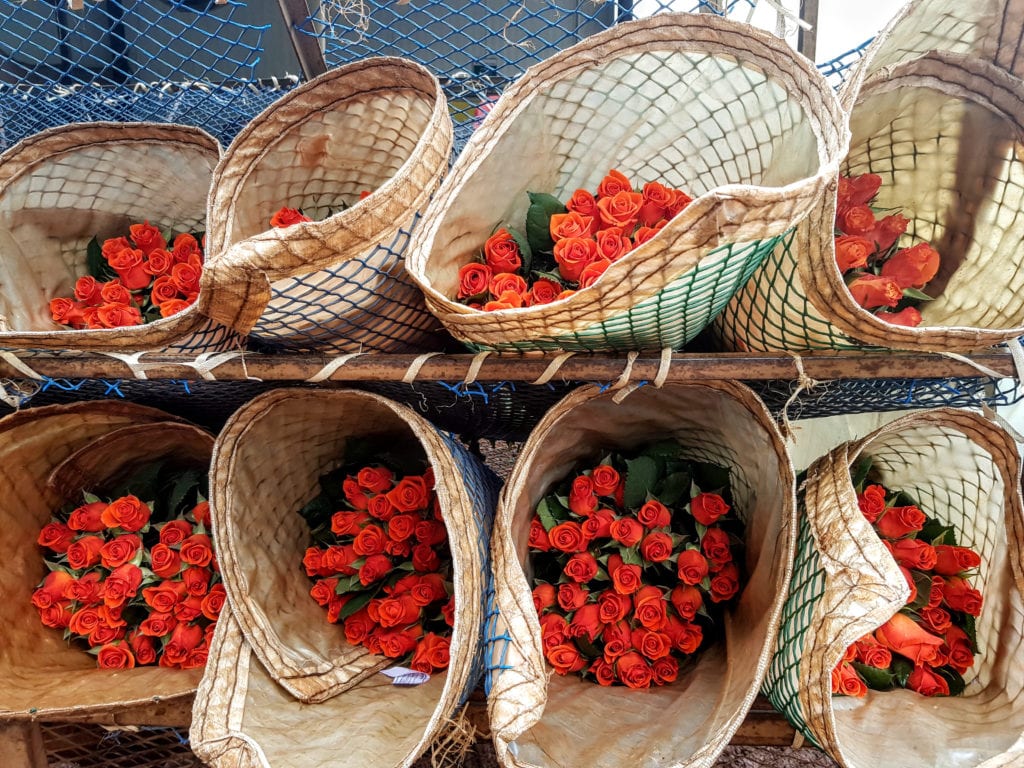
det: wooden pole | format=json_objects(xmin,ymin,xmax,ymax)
[
  {"xmin": 799, "ymin": 0, "xmax": 819, "ymax": 60},
  {"xmin": 276, "ymin": 0, "xmax": 329, "ymax": 80}
]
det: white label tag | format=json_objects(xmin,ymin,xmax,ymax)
[{"xmin": 380, "ymin": 667, "xmax": 429, "ymax": 686}]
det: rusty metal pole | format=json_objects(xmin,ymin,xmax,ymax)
[
  {"xmin": 799, "ymin": 0, "xmax": 819, "ymax": 60},
  {"xmin": 276, "ymin": 0, "xmax": 328, "ymax": 80}
]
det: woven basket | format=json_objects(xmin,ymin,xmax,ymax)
[
  {"xmin": 0, "ymin": 401, "xmax": 214, "ymax": 721},
  {"xmin": 199, "ymin": 58, "xmax": 453, "ymax": 353},
  {"xmin": 716, "ymin": 2, "xmax": 1024, "ymax": 353},
  {"xmin": 0, "ymin": 122, "xmax": 235, "ymax": 352},
  {"xmin": 406, "ymin": 12, "xmax": 846, "ymax": 353},
  {"xmin": 486, "ymin": 382, "xmax": 796, "ymax": 768},
  {"xmin": 764, "ymin": 409, "xmax": 1024, "ymax": 768},
  {"xmin": 192, "ymin": 389, "xmax": 498, "ymax": 767}
]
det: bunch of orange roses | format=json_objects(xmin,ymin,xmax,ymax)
[
  {"xmin": 529, "ymin": 442, "xmax": 744, "ymax": 688},
  {"xmin": 33, "ymin": 466, "xmax": 222, "ymax": 670},
  {"xmin": 50, "ymin": 223, "xmax": 203, "ymax": 329},
  {"xmin": 301, "ymin": 459, "xmax": 454, "ymax": 675},
  {"xmin": 456, "ymin": 170, "xmax": 693, "ymax": 310},
  {"xmin": 835, "ymin": 173, "xmax": 941, "ymax": 327},
  {"xmin": 832, "ymin": 458, "xmax": 982, "ymax": 698}
]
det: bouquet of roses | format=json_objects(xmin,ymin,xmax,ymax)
[
  {"xmin": 455, "ymin": 169, "xmax": 693, "ymax": 310},
  {"xmin": 527, "ymin": 441, "xmax": 745, "ymax": 688},
  {"xmin": 832, "ymin": 457, "xmax": 982, "ymax": 698},
  {"xmin": 300, "ymin": 448, "xmax": 454, "ymax": 675},
  {"xmin": 49, "ymin": 222, "xmax": 204, "ymax": 329},
  {"xmin": 33, "ymin": 463, "xmax": 223, "ymax": 670},
  {"xmin": 835, "ymin": 172, "xmax": 942, "ymax": 328}
]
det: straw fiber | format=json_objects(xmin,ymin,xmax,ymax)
[
  {"xmin": 0, "ymin": 401, "xmax": 213, "ymax": 721},
  {"xmin": 486, "ymin": 382, "xmax": 796, "ymax": 768},
  {"xmin": 194, "ymin": 389, "xmax": 498, "ymax": 767},
  {"xmin": 201, "ymin": 58, "xmax": 452, "ymax": 352},
  {"xmin": 716, "ymin": 1, "xmax": 1024, "ymax": 352},
  {"xmin": 406, "ymin": 13, "xmax": 846, "ymax": 353},
  {"xmin": 0, "ymin": 122, "xmax": 234, "ymax": 352},
  {"xmin": 764, "ymin": 409, "xmax": 1024, "ymax": 768}
]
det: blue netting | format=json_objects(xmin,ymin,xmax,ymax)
[{"xmin": 816, "ymin": 37, "xmax": 872, "ymax": 88}]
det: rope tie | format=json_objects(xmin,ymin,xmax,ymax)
[
  {"xmin": 463, "ymin": 351, "xmax": 492, "ymax": 385},
  {"xmin": 531, "ymin": 352, "xmax": 575, "ymax": 385},
  {"xmin": 97, "ymin": 351, "xmax": 157, "ymax": 380},
  {"xmin": 178, "ymin": 350, "xmax": 259, "ymax": 382},
  {"xmin": 779, "ymin": 352, "xmax": 821, "ymax": 442},
  {"xmin": 0, "ymin": 352, "xmax": 44, "ymax": 409},
  {"xmin": 305, "ymin": 352, "xmax": 366, "ymax": 383},
  {"xmin": 608, "ymin": 352, "xmax": 641, "ymax": 403},
  {"xmin": 938, "ymin": 351, "xmax": 1006, "ymax": 380},
  {"xmin": 653, "ymin": 347, "xmax": 673, "ymax": 389},
  {"xmin": 402, "ymin": 352, "xmax": 443, "ymax": 384}
]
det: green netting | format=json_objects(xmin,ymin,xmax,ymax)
[
  {"xmin": 762, "ymin": 512, "xmax": 826, "ymax": 748},
  {"xmin": 466, "ymin": 234, "xmax": 784, "ymax": 353}
]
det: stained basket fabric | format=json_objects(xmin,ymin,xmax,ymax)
[
  {"xmin": 199, "ymin": 58, "xmax": 453, "ymax": 353},
  {"xmin": 0, "ymin": 401, "xmax": 213, "ymax": 720},
  {"xmin": 764, "ymin": 408, "xmax": 1024, "ymax": 768},
  {"xmin": 0, "ymin": 123, "xmax": 234, "ymax": 352},
  {"xmin": 193, "ymin": 389, "xmax": 499, "ymax": 767},
  {"xmin": 406, "ymin": 12, "xmax": 846, "ymax": 353},
  {"xmin": 716, "ymin": 0, "xmax": 1024, "ymax": 352},
  {"xmin": 486, "ymin": 382, "xmax": 796, "ymax": 768}
]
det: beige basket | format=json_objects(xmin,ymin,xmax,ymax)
[
  {"xmin": 486, "ymin": 382, "xmax": 796, "ymax": 768},
  {"xmin": 200, "ymin": 58, "xmax": 453, "ymax": 353},
  {"xmin": 716, "ymin": 1, "xmax": 1024, "ymax": 352},
  {"xmin": 0, "ymin": 401, "xmax": 214, "ymax": 721},
  {"xmin": 0, "ymin": 122, "xmax": 235, "ymax": 352},
  {"xmin": 763, "ymin": 409, "xmax": 1024, "ymax": 768},
  {"xmin": 406, "ymin": 13, "xmax": 846, "ymax": 353},
  {"xmin": 192, "ymin": 389, "xmax": 498, "ymax": 767}
]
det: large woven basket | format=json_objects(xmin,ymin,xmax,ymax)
[
  {"xmin": 192, "ymin": 389, "xmax": 498, "ymax": 767},
  {"xmin": 486, "ymin": 381, "xmax": 796, "ymax": 768},
  {"xmin": 406, "ymin": 13, "xmax": 846, "ymax": 353},
  {"xmin": 716, "ymin": 0, "xmax": 1024, "ymax": 352},
  {"xmin": 0, "ymin": 401, "xmax": 213, "ymax": 721},
  {"xmin": 764, "ymin": 409, "xmax": 1024, "ymax": 768},
  {"xmin": 0, "ymin": 123, "xmax": 234, "ymax": 352},
  {"xmin": 199, "ymin": 58, "xmax": 453, "ymax": 353}
]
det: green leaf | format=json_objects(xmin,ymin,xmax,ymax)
[
  {"xmin": 506, "ymin": 226, "xmax": 533, "ymax": 276},
  {"xmin": 166, "ymin": 468, "xmax": 203, "ymax": 519},
  {"xmin": 851, "ymin": 661, "xmax": 895, "ymax": 691},
  {"xmin": 576, "ymin": 634, "xmax": 601, "ymax": 657},
  {"xmin": 86, "ymin": 236, "xmax": 115, "ymax": 281},
  {"xmin": 935, "ymin": 666, "xmax": 965, "ymax": 696},
  {"xmin": 530, "ymin": 269, "xmax": 565, "ymax": 285},
  {"xmin": 657, "ymin": 471, "xmax": 692, "ymax": 507},
  {"xmin": 902, "ymin": 287, "xmax": 934, "ymax": 301},
  {"xmin": 963, "ymin": 614, "xmax": 979, "ymax": 654},
  {"xmin": 919, "ymin": 519, "xmax": 956, "ymax": 546},
  {"xmin": 907, "ymin": 569, "xmax": 935, "ymax": 611},
  {"xmin": 692, "ymin": 462, "xmax": 730, "ymax": 494},
  {"xmin": 536, "ymin": 497, "xmax": 568, "ymax": 532},
  {"xmin": 640, "ymin": 440, "xmax": 684, "ymax": 460},
  {"xmin": 592, "ymin": 566, "xmax": 609, "ymax": 581},
  {"xmin": 334, "ymin": 574, "xmax": 363, "ymax": 594},
  {"xmin": 619, "ymin": 547, "xmax": 642, "ymax": 566},
  {"xmin": 849, "ymin": 458, "xmax": 873, "ymax": 493},
  {"xmin": 525, "ymin": 192, "xmax": 566, "ymax": 255},
  {"xmin": 892, "ymin": 657, "xmax": 913, "ymax": 687},
  {"xmin": 624, "ymin": 456, "xmax": 658, "ymax": 510},
  {"xmin": 338, "ymin": 590, "xmax": 373, "ymax": 620},
  {"xmin": 82, "ymin": 492, "xmax": 102, "ymax": 505},
  {"xmin": 299, "ymin": 495, "xmax": 334, "ymax": 532}
]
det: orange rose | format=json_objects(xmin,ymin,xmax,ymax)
[
  {"xmin": 691, "ymin": 492, "xmax": 730, "ymax": 526},
  {"xmin": 870, "ymin": 213, "xmax": 909, "ymax": 250},
  {"xmin": 610, "ymin": 562, "xmax": 642, "ymax": 595},
  {"xmin": 483, "ymin": 228, "xmax": 523, "ymax": 273},
  {"xmin": 547, "ymin": 643, "xmax": 586, "ymax": 675},
  {"xmin": 577, "ymin": 258, "xmax": 612, "ymax": 289},
  {"xmin": 128, "ymin": 633, "xmax": 158, "ymax": 665},
  {"xmin": 549, "ymin": 211, "xmax": 596, "ymax": 241},
  {"xmin": 129, "ymin": 221, "xmax": 166, "ymax": 254},
  {"xmin": 907, "ymin": 664, "xmax": 949, "ymax": 696},
  {"xmin": 854, "ymin": 635, "xmax": 892, "ymax": 669},
  {"xmin": 182, "ymin": 566, "xmax": 212, "ymax": 597},
  {"xmin": 615, "ymin": 651, "xmax": 653, "ymax": 689},
  {"xmin": 180, "ymin": 533, "xmax": 214, "ymax": 567},
  {"xmin": 32, "ymin": 571, "xmax": 75, "ymax": 609},
  {"xmin": 666, "ymin": 189, "xmax": 693, "ymax": 218},
  {"xmin": 710, "ymin": 563, "xmax": 741, "ymax": 603},
  {"xmin": 943, "ymin": 625, "xmax": 975, "ymax": 674},
  {"xmin": 159, "ymin": 299, "xmax": 192, "ymax": 318},
  {"xmin": 67, "ymin": 535, "xmax": 104, "ymax": 570},
  {"xmin": 357, "ymin": 466, "xmax": 394, "ymax": 494},
  {"xmin": 540, "ymin": 613, "xmax": 568, "ymax": 652},
  {"xmin": 142, "ymin": 580, "xmax": 188, "ymax": 613},
  {"xmin": 549, "ymin": 521, "xmax": 587, "ymax": 553},
  {"xmin": 172, "ymin": 233, "xmax": 200, "ymax": 260},
  {"xmin": 139, "ymin": 611, "xmax": 177, "ymax": 638},
  {"xmin": 676, "ymin": 549, "xmax": 709, "ymax": 585},
  {"xmin": 881, "ymin": 243, "xmax": 940, "ymax": 289},
  {"xmin": 701, "ymin": 526, "xmax": 732, "ymax": 566},
  {"xmin": 633, "ymin": 585, "xmax": 668, "ymax": 630},
  {"xmin": 270, "ymin": 207, "xmax": 312, "ymax": 228},
  {"xmin": 568, "ymin": 476, "xmax": 598, "ymax": 516},
  {"xmin": 597, "ymin": 170, "xmax": 632, "ymax": 198},
  {"xmin": 568, "ymin": 604, "xmax": 602, "ymax": 641},
  {"xmin": 528, "ymin": 279, "xmax": 562, "ymax": 306},
  {"xmin": 457, "ymin": 263, "xmax": 493, "ymax": 299},
  {"xmin": 597, "ymin": 591, "xmax": 631, "ymax": 624},
  {"xmin": 101, "ymin": 495, "xmax": 150, "ymax": 532},
  {"xmin": 919, "ymin": 606, "xmax": 952, "ymax": 634},
  {"xmin": 556, "ymin": 289, "xmax": 576, "ymax": 301},
  {"xmin": 360, "ymin": 552, "xmax": 394, "ymax": 584},
  {"xmin": 377, "ymin": 594, "xmax": 421, "ymax": 628},
  {"xmin": 899, "ymin": 566, "xmax": 918, "ymax": 603},
  {"xmin": 845, "ymin": 173, "xmax": 882, "ymax": 207},
  {"xmin": 581, "ymin": 508, "xmax": 615, "ymax": 540},
  {"xmin": 107, "ymin": 247, "xmax": 151, "ymax": 290},
  {"xmin": 101, "ymin": 236, "xmax": 132, "ymax": 260},
  {"xmin": 74, "ymin": 276, "xmax": 103, "ymax": 304},
  {"xmin": 159, "ymin": 520, "xmax": 193, "ymax": 546},
  {"xmin": 103, "ymin": 563, "xmax": 143, "ymax": 608},
  {"xmin": 596, "ymin": 191, "xmax": 643, "ymax": 231},
  {"xmin": 610, "ymin": 517, "xmax": 644, "ymax": 547},
  {"xmin": 838, "ymin": 204, "xmax": 876, "ymax": 236},
  {"xmin": 311, "ymin": 577, "xmax": 337, "ymax": 607},
  {"xmin": 831, "ymin": 662, "xmax": 867, "ymax": 697},
  {"xmin": 489, "ymin": 272, "xmax": 528, "ymax": 298},
  {"xmin": 877, "ymin": 307, "xmax": 922, "ymax": 327},
  {"xmin": 590, "ymin": 657, "xmax": 617, "ymax": 686},
  {"xmin": 651, "ymin": 656, "xmax": 679, "ymax": 685},
  {"xmin": 149, "ymin": 543, "xmax": 182, "ymax": 579},
  {"xmin": 632, "ymin": 627, "xmax": 671, "ymax": 660},
  {"xmin": 933, "ymin": 545, "xmax": 981, "ymax": 576},
  {"xmin": 144, "ymin": 249, "xmax": 174, "ymax": 277},
  {"xmin": 96, "ymin": 302, "xmax": 143, "ymax": 328},
  {"xmin": 594, "ymin": 227, "xmax": 631, "ymax": 262},
  {"xmin": 566, "ymin": 188, "xmax": 598, "ymax": 218},
  {"xmin": 483, "ymin": 289, "xmax": 525, "ymax": 311},
  {"xmin": 100, "ymin": 533, "xmax": 142, "ymax": 569},
  {"xmin": 943, "ymin": 576, "xmax": 983, "ymax": 616},
  {"xmin": 37, "ymin": 522, "xmax": 74, "ymax": 554},
  {"xmin": 563, "ymin": 552, "xmax": 599, "ymax": 583},
  {"xmin": 857, "ymin": 484, "xmax": 886, "ymax": 523},
  {"xmin": 876, "ymin": 505, "xmax": 925, "ymax": 539},
  {"xmin": 171, "ymin": 262, "xmax": 201, "ymax": 294},
  {"xmin": 847, "ymin": 274, "xmax": 902, "ymax": 309},
  {"xmin": 590, "ymin": 465, "xmax": 619, "ymax": 496},
  {"xmin": 410, "ymin": 632, "xmax": 450, "ymax": 673},
  {"xmin": 889, "ymin": 538, "xmax": 937, "ymax": 571},
  {"xmin": 528, "ymin": 517, "xmax": 551, "ymax": 551},
  {"xmin": 835, "ymin": 235, "xmax": 874, "ymax": 273},
  {"xmin": 874, "ymin": 612, "xmax": 944, "ymax": 665},
  {"xmin": 96, "ymin": 643, "xmax": 135, "ymax": 670},
  {"xmin": 353, "ymin": 524, "xmax": 387, "ymax": 557},
  {"xmin": 633, "ymin": 226, "xmax": 660, "ymax": 246},
  {"xmin": 49, "ymin": 298, "xmax": 86, "ymax": 328},
  {"xmin": 387, "ymin": 476, "xmax": 430, "ymax": 512},
  {"xmin": 100, "ymin": 280, "xmax": 134, "ymax": 306},
  {"xmin": 601, "ymin": 620, "xmax": 632, "ymax": 660},
  {"xmin": 533, "ymin": 583, "xmax": 556, "ymax": 613}
]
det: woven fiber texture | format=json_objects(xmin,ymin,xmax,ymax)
[
  {"xmin": 200, "ymin": 58, "xmax": 453, "ymax": 353},
  {"xmin": 486, "ymin": 382, "xmax": 796, "ymax": 768},
  {"xmin": 406, "ymin": 12, "xmax": 847, "ymax": 353},
  {"xmin": 194, "ymin": 388, "xmax": 499, "ymax": 767},
  {"xmin": 0, "ymin": 122, "xmax": 235, "ymax": 352},
  {"xmin": 0, "ymin": 401, "xmax": 212, "ymax": 721},
  {"xmin": 764, "ymin": 408, "xmax": 1024, "ymax": 768},
  {"xmin": 716, "ymin": 1, "xmax": 1024, "ymax": 353}
]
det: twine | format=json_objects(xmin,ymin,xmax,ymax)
[
  {"xmin": 463, "ymin": 351, "xmax": 492, "ymax": 386},
  {"xmin": 531, "ymin": 352, "xmax": 575, "ymax": 385},
  {"xmin": 305, "ymin": 352, "xmax": 366, "ymax": 383},
  {"xmin": 402, "ymin": 352, "xmax": 443, "ymax": 384},
  {"xmin": 779, "ymin": 352, "xmax": 821, "ymax": 442}
]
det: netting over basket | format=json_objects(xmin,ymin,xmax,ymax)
[
  {"xmin": 406, "ymin": 12, "xmax": 847, "ymax": 353},
  {"xmin": 0, "ymin": 401, "xmax": 212, "ymax": 720},
  {"xmin": 486, "ymin": 381, "xmax": 796, "ymax": 768},
  {"xmin": 0, "ymin": 122, "xmax": 236, "ymax": 352},
  {"xmin": 763, "ymin": 409, "xmax": 1024, "ymax": 768},
  {"xmin": 716, "ymin": 1, "xmax": 1024, "ymax": 353},
  {"xmin": 193, "ymin": 389, "xmax": 499, "ymax": 768},
  {"xmin": 199, "ymin": 58, "xmax": 453, "ymax": 353}
]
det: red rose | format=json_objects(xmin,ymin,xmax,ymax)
[
  {"xmin": 139, "ymin": 612, "xmax": 177, "ymax": 638},
  {"xmin": 101, "ymin": 495, "xmax": 151, "ymax": 532},
  {"xmin": 651, "ymin": 655, "xmax": 679, "ymax": 685},
  {"xmin": 360, "ymin": 553, "xmax": 394, "ymax": 585},
  {"xmin": 877, "ymin": 307, "xmax": 923, "ymax": 327},
  {"xmin": 857, "ymin": 485, "xmax": 887, "ymax": 523},
  {"xmin": 457, "ymin": 263, "xmax": 493, "ymax": 299},
  {"xmin": 411, "ymin": 544, "xmax": 440, "ymax": 573},
  {"xmin": 595, "ymin": 228, "xmax": 631, "ymax": 261},
  {"xmin": 489, "ymin": 272, "xmax": 528, "ymax": 299},
  {"xmin": 378, "ymin": 625, "xmax": 421, "ymax": 659},
  {"xmin": 590, "ymin": 465, "xmax": 620, "ymax": 497},
  {"xmin": 920, "ymin": 606, "xmax": 952, "ymax": 634},
  {"xmin": 411, "ymin": 632, "xmax": 450, "ymax": 673},
  {"xmin": 691, "ymin": 492, "xmax": 730, "ymax": 526},
  {"xmin": 898, "ymin": 565, "xmax": 918, "ymax": 604},
  {"xmin": 357, "ymin": 466, "xmax": 394, "ymax": 494},
  {"xmin": 101, "ymin": 563, "xmax": 142, "ymax": 608},
  {"xmin": 553, "ymin": 237, "xmax": 600, "ymax": 283},
  {"xmin": 49, "ymin": 297, "xmax": 86, "ymax": 328},
  {"xmin": 944, "ymin": 625, "xmax": 975, "ymax": 674},
  {"xmin": 150, "ymin": 275, "xmax": 180, "ymax": 307},
  {"xmin": 550, "ymin": 211, "xmax": 596, "ymax": 241},
  {"xmin": 839, "ymin": 173, "xmax": 882, "ymax": 207},
  {"xmin": 129, "ymin": 221, "xmax": 167, "ymax": 254},
  {"xmin": 881, "ymin": 243, "xmax": 940, "ymax": 290},
  {"xmin": 631, "ymin": 627, "xmax": 671, "ymax": 660},
  {"xmin": 670, "ymin": 585, "xmax": 703, "ymax": 621},
  {"xmin": 97, "ymin": 643, "xmax": 135, "ymax": 670},
  {"xmin": 539, "ymin": 613, "xmax": 568, "ymax": 651},
  {"xmin": 388, "ymin": 513, "xmax": 417, "ymax": 542},
  {"xmin": 597, "ymin": 170, "xmax": 632, "ymax": 198},
  {"xmin": 640, "ymin": 532, "xmax": 673, "ymax": 563},
  {"xmin": 67, "ymin": 501, "xmax": 108, "ymax": 532},
  {"xmin": 332, "ymin": 510, "xmax": 370, "ymax": 536},
  {"xmin": 831, "ymin": 662, "xmax": 868, "ymax": 697},
  {"xmin": 637, "ymin": 500, "xmax": 671, "ymax": 529},
  {"xmin": 596, "ymin": 191, "xmax": 643, "ymax": 231},
  {"xmin": 173, "ymin": 596, "xmax": 204, "ymax": 623},
  {"xmin": 129, "ymin": 633, "xmax": 158, "ymax": 666},
  {"xmin": 67, "ymin": 535, "xmax": 104, "ymax": 570},
  {"xmin": 710, "ymin": 563, "xmax": 741, "ymax": 603},
  {"xmin": 100, "ymin": 533, "xmax": 142, "ymax": 569},
  {"xmin": 557, "ymin": 582, "xmax": 588, "ymax": 611},
  {"xmin": 37, "ymin": 522, "xmax": 74, "ymax": 554},
  {"xmin": 547, "ymin": 643, "xmax": 586, "ymax": 675},
  {"xmin": 414, "ymin": 520, "xmax": 447, "ymax": 547},
  {"xmin": 563, "ymin": 552, "xmax": 599, "ymax": 584},
  {"xmin": 549, "ymin": 521, "xmax": 587, "ymax": 553},
  {"xmin": 377, "ymin": 594, "xmax": 421, "ymax": 628},
  {"xmin": 837, "ymin": 204, "xmax": 875, "ymax": 236},
  {"xmin": 633, "ymin": 585, "xmax": 668, "ymax": 630},
  {"xmin": 270, "ymin": 207, "xmax": 312, "ymax": 228},
  {"xmin": 889, "ymin": 538, "xmax": 937, "ymax": 571},
  {"xmin": 353, "ymin": 524, "xmax": 387, "ymax": 556},
  {"xmin": 875, "ymin": 613, "xmax": 943, "ymax": 665},
  {"xmin": 568, "ymin": 604, "xmax": 602, "ymax": 641},
  {"xmin": 528, "ymin": 279, "xmax": 562, "ymax": 306},
  {"xmin": 302, "ymin": 547, "xmax": 330, "ymax": 577},
  {"xmin": 363, "ymin": 495, "xmax": 392, "ymax": 522},
  {"xmin": 160, "ymin": 520, "xmax": 193, "ymax": 546},
  {"xmin": 835, "ymin": 235, "xmax": 874, "ymax": 272},
  {"xmin": 343, "ymin": 607, "xmax": 376, "ymax": 645},
  {"xmin": 39, "ymin": 601, "xmax": 73, "ymax": 629},
  {"xmin": 597, "ymin": 590, "xmax": 631, "ymax": 624},
  {"xmin": 483, "ymin": 289, "xmax": 524, "ymax": 312},
  {"xmin": 676, "ymin": 549, "xmax": 709, "ymax": 585},
  {"xmin": 74, "ymin": 275, "xmax": 104, "ymax": 304},
  {"xmin": 410, "ymin": 573, "xmax": 447, "ymax": 607},
  {"xmin": 870, "ymin": 213, "xmax": 909, "ymax": 250},
  {"xmin": 615, "ymin": 651, "xmax": 653, "ymax": 689},
  {"xmin": 933, "ymin": 545, "xmax": 982, "ymax": 576},
  {"xmin": 907, "ymin": 664, "xmax": 950, "ymax": 696},
  {"xmin": 32, "ymin": 571, "xmax": 75, "ymax": 609},
  {"xmin": 701, "ymin": 526, "xmax": 732, "ymax": 567},
  {"xmin": 484, "ymin": 228, "xmax": 523, "ymax": 273},
  {"xmin": 144, "ymin": 249, "xmax": 174, "ymax": 278},
  {"xmin": 163, "ymin": 623, "xmax": 204, "ymax": 666},
  {"xmin": 926, "ymin": 576, "xmax": 945, "ymax": 608},
  {"xmin": 876, "ymin": 505, "xmax": 925, "ymax": 539},
  {"xmin": 577, "ymin": 258, "xmax": 612, "ymax": 290},
  {"xmin": 180, "ymin": 534, "xmax": 214, "ymax": 567},
  {"xmin": 107, "ymin": 248, "xmax": 150, "ymax": 291},
  {"xmin": 68, "ymin": 606, "xmax": 101, "ymax": 637},
  {"xmin": 610, "ymin": 563, "xmax": 641, "ymax": 595},
  {"xmin": 848, "ymin": 274, "xmax": 903, "ymax": 309},
  {"xmin": 633, "ymin": 226, "xmax": 660, "ymax": 246},
  {"xmin": 142, "ymin": 580, "xmax": 187, "ymax": 613},
  {"xmin": 528, "ymin": 517, "xmax": 551, "ymax": 551},
  {"xmin": 532, "ymin": 583, "xmax": 556, "ymax": 613},
  {"xmin": 590, "ymin": 657, "xmax": 617, "ymax": 686},
  {"xmin": 201, "ymin": 584, "xmax": 226, "ymax": 621},
  {"xmin": 95, "ymin": 302, "xmax": 143, "ymax": 328},
  {"xmin": 609, "ymin": 517, "xmax": 643, "ymax": 547},
  {"xmin": 854, "ymin": 635, "xmax": 892, "ymax": 669},
  {"xmin": 581, "ymin": 508, "xmax": 615, "ymax": 540},
  {"xmin": 387, "ymin": 476, "xmax": 430, "ymax": 513},
  {"xmin": 64, "ymin": 572, "xmax": 103, "ymax": 606},
  {"xmin": 343, "ymin": 477, "xmax": 369, "ymax": 510},
  {"xmin": 568, "ymin": 476, "xmax": 598, "ymax": 516},
  {"xmin": 567, "ymin": 188, "xmax": 598, "ymax": 218},
  {"xmin": 182, "ymin": 566, "xmax": 212, "ymax": 597},
  {"xmin": 943, "ymin": 577, "xmax": 983, "ymax": 617},
  {"xmin": 601, "ymin": 621, "xmax": 632, "ymax": 660}
]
